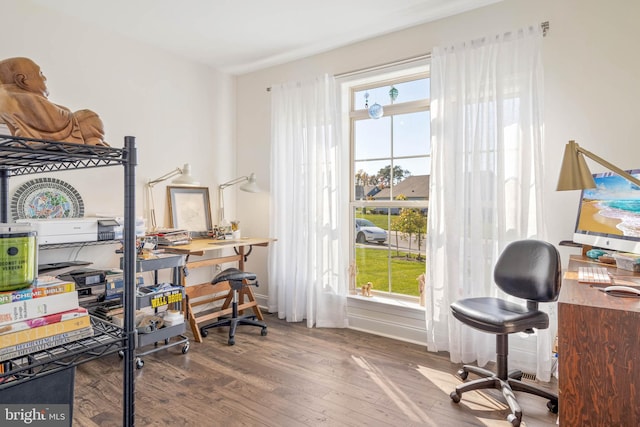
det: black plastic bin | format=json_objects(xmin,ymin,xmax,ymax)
[{"xmin": 0, "ymin": 367, "xmax": 75, "ymax": 426}]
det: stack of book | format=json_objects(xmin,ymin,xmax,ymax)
[
  {"xmin": 0, "ymin": 276, "xmax": 93, "ymax": 362},
  {"xmin": 148, "ymin": 229, "xmax": 191, "ymax": 246},
  {"xmin": 91, "ymin": 303, "xmax": 124, "ymax": 323}
]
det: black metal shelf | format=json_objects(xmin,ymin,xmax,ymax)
[
  {"xmin": 40, "ymin": 239, "xmax": 121, "ymax": 250},
  {"xmin": 0, "ymin": 316, "xmax": 126, "ymax": 390},
  {"xmin": 0, "ymin": 134, "xmax": 125, "ymax": 176},
  {"xmin": 0, "ymin": 134, "xmax": 137, "ymax": 426}
]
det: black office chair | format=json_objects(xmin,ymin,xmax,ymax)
[
  {"xmin": 449, "ymin": 239, "xmax": 561, "ymax": 427},
  {"xmin": 200, "ymin": 268, "xmax": 267, "ymax": 345}
]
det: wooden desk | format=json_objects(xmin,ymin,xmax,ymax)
[
  {"xmin": 165, "ymin": 237, "xmax": 274, "ymax": 343},
  {"xmin": 558, "ymin": 255, "xmax": 640, "ymax": 426}
]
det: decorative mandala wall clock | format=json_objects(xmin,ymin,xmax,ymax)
[{"xmin": 11, "ymin": 178, "xmax": 84, "ymax": 220}]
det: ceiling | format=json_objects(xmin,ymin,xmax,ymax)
[{"xmin": 30, "ymin": 0, "xmax": 502, "ymax": 75}]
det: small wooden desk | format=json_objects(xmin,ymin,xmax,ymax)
[
  {"xmin": 558, "ymin": 255, "xmax": 640, "ymax": 426},
  {"xmin": 165, "ymin": 237, "xmax": 275, "ymax": 343}
]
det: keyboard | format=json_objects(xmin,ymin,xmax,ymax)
[{"xmin": 577, "ymin": 266, "xmax": 612, "ymax": 285}]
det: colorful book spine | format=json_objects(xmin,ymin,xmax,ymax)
[
  {"xmin": 0, "ymin": 278, "xmax": 75, "ymax": 305},
  {"xmin": 0, "ymin": 291, "xmax": 80, "ymax": 327},
  {"xmin": 0, "ymin": 312, "xmax": 89, "ymax": 348},
  {"xmin": 0, "ymin": 307, "xmax": 88, "ymax": 336},
  {"xmin": 0, "ymin": 326, "xmax": 94, "ymax": 362}
]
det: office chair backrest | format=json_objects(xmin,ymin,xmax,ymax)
[{"xmin": 494, "ymin": 240, "xmax": 561, "ymax": 303}]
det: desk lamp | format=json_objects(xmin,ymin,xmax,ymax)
[
  {"xmin": 147, "ymin": 163, "xmax": 200, "ymax": 230},
  {"xmin": 556, "ymin": 140, "xmax": 640, "ymax": 190},
  {"xmin": 218, "ymin": 173, "xmax": 260, "ymax": 225}
]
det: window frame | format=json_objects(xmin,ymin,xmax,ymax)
[{"xmin": 344, "ymin": 66, "xmax": 431, "ymax": 299}]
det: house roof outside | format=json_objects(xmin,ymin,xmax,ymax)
[{"xmin": 356, "ymin": 175, "xmax": 430, "ymax": 201}]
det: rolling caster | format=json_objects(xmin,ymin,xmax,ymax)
[
  {"xmin": 449, "ymin": 391, "xmax": 461, "ymax": 403},
  {"xmin": 135, "ymin": 358, "xmax": 144, "ymax": 369},
  {"xmin": 261, "ymin": 327, "xmax": 267, "ymax": 336},
  {"xmin": 457, "ymin": 368, "xmax": 468, "ymax": 380},
  {"xmin": 507, "ymin": 413, "xmax": 521, "ymax": 426}
]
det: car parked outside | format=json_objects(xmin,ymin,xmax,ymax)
[{"xmin": 355, "ymin": 218, "xmax": 387, "ymax": 244}]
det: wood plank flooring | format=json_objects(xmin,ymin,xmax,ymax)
[{"xmin": 74, "ymin": 313, "xmax": 558, "ymax": 426}]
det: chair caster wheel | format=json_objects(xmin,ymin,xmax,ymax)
[
  {"xmin": 182, "ymin": 343, "xmax": 190, "ymax": 354},
  {"xmin": 118, "ymin": 350, "xmax": 124, "ymax": 359},
  {"xmin": 457, "ymin": 368, "xmax": 468, "ymax": 380},
  {"xmin": 136, "ymin": 358, "xmax": 144, "ymax": 369},
  {"xmin": 261, "ymin": 327, "xmax": 267, "ymax": 336},
  {"xmin": 200, "ymin": 328, "xmax": 208, "ymax": 338},
  {"xmin": 547, "ymin": 400, "xmax": 558, "ymax": 414},
  {"xmin": 449, "ymin": 391, "xmax": 461, "ymax": 403},
  {"xmin": 507, "ymin": 414, "xmax": 521, "ymax": 426},
  {"xmin": 228, "ymin": 337, "xmax": 235, "ymax": 346}
]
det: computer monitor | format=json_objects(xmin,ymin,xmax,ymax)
[{"xmin": 573, "ymin": 169, "xmax": 640, "ymax": 254}]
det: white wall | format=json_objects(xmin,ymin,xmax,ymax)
[
  {"xmin": 236, "ymin": 0, "xmax": 640, "ymax": 305},
  {"xmin": 4, "ymin": 0, "xmax": 640, "ymax": 330},
  {"xmin": 2, "ymin": 1, "xmax": 238, "ymax": 285}
]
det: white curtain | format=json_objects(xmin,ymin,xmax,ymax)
[
  {"xmin": 268, "ymin": 74, "xmax": 349, "ymax": 328},
  {"xmin": 426, "ymin": 26, "xmax": 554, "ymax": 380}
]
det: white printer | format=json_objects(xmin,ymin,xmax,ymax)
[
  {"xmin": 16, "ymin": 217, "xmax": 145, "ymax": 244},
  {"xmin": 16, "ymin": 218, "xmax": 103, "ymax": 244}
]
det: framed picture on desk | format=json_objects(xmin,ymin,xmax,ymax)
[{"xmin": 167, "ymin": 186, "xmax": 212, "ymax": 238}]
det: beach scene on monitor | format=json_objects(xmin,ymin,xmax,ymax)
[{"xmin": 577, "ymin": 172, "xmax": 640, "ymax": 237}]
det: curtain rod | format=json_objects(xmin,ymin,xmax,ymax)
[
  {"xmin": 266, "ymin": 53, "xmax": 429, "ymax": 92},
  {"xmin": 541, "ymin": 21, "xmax": 550, "ymax": 37},
  {"xmin": 334, "ymin": 53, "xmax": 431, "ymax": 80},
  {"xmin": 266, "ymin": 21, "xmax": 549, "ymax": 92}
]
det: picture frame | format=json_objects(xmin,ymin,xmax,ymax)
[{"xmin": 167, "ymin": 186, "xmax": 212, "ymax": 238}]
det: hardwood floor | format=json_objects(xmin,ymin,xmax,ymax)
[{"xmin": 74, "ymin": 313, "xmax": 558, "ymax": 426}]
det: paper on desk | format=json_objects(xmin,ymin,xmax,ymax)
[{"xmin": 610, "ymin": 277, "xmax": 640, "ymax": 288}]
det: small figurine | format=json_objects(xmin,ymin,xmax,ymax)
[
  {"xmin": 417, "ymin": 273, "xmax": 426, "ymax": 306},
  {"xmin": 362, "ymin": 281, "xmax": 373, "ymax": 297}
]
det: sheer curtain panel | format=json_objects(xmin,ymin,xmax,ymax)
[
  {"xmin": 426, "ymin": 26, "xmax": 554, "ymax": 380},
  {"xmin": 268, "ymin": 74, "xmax": 349, "ymax": 328}
]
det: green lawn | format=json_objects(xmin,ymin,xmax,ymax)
[{"xmin": 355, "ymin": 246, "xmax": 425, "ymax": 296}]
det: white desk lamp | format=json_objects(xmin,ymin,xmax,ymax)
[
  {"xmin": 218, "ymin": 173, "xmax": 260, "ymax": 224},
  {"xmin": 147, "ymin": 163, "xmax": 200, "ymax": 230}
]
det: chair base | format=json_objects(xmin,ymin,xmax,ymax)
[
  {"xmin": 200, "ymin": 312, "xmax": 267, "ymax": 346},
  {"xmin": 450, "ymin": 364, "xmax": 558, "ymax": 427}
]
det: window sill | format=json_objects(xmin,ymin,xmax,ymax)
[
  {"xmin": 347, "ymin": 293, "xmax": 424, "ymax": 311},
  {"xmin": 346, "ymin": 293, "xmax": 427, "ymax": 345}
]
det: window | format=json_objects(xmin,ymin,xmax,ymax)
[{"xmin": 344, "ymin": 64, "xmax": 431, "ymax": 299}]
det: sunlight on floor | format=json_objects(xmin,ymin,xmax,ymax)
[
  {"xmin": 349, "ymin": 354, "xmax": 545, "ymax": 426},
  {"xmin": 351, "ymin": 355, "xmax": 436, "ymax": 425},
  {"xmin": 416, "ymin": 365, "xmax": 510, "ymax": 426}
]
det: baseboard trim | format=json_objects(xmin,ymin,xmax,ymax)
[{"xmin": 347, "ymin": 296, "xmax": 427, "ymax": 346}]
